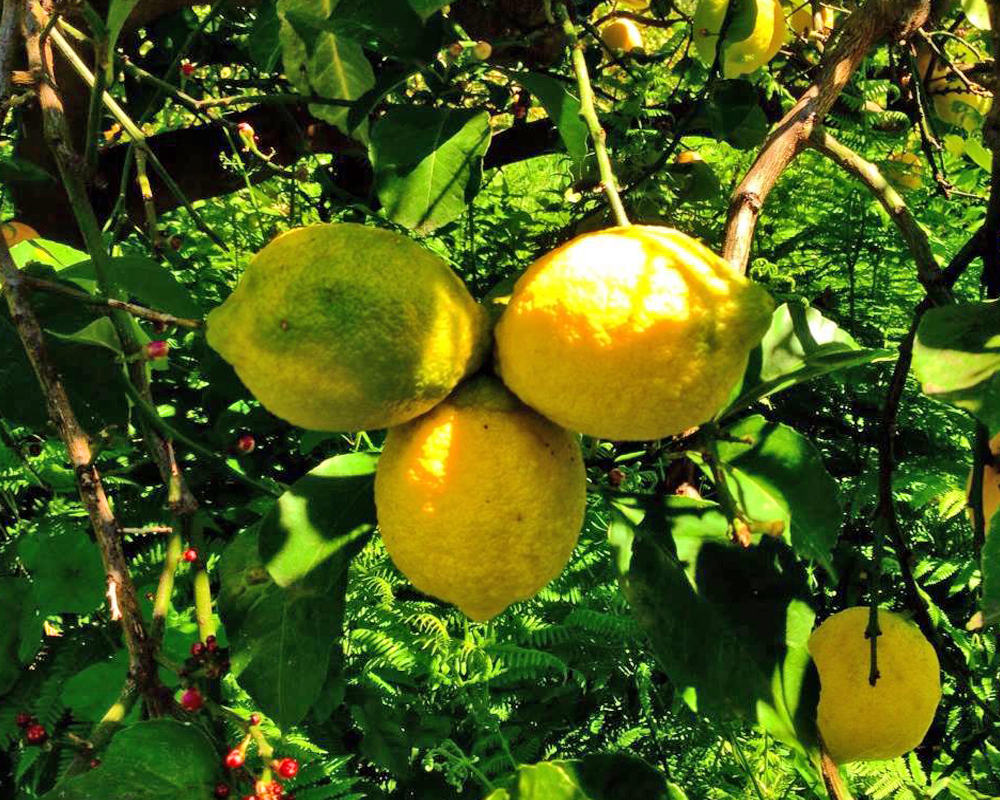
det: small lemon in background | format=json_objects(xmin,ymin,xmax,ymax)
[{"xmin": 601, "ymin": 18, "xmax": 644, "ymax": 53}]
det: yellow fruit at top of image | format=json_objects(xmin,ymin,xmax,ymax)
[
  {"xmin": 884, "ymin": 152, "xmax": 923, "ymax": 192},
  {"xmin": 966, "ymin": 433, "xmax": 1000, "ymax": 528},
  {"xmin": 601, "ymin": 18, "xmax": 644, "ymax": 52},
  {"xmin": 788, "ymin": 2, "xmax": 834, "ymax": 36},
  {"xmin": 693, "ymin": 0, "xmax": 777, "ymax": 77},
  {"xmin": 206, "ymin": 224, "xmax": 489, "ymax": 433},
  {"xmin": 494, "ymin": 226, "xmax": 775, "ymax": 441},
  {"xmin": 931, "ymin": 78, "xmax": 993, "ymax": 131},
  {"xmin": 809, "ymin": 607, "xmax": 941, "ymax": 764},
  {"xmin": 762, "ymin": 0, "xmax": 787, "ymax": 62},
  {"xmin": 374, "ymin": 375, "xmax": 586, "ymax": 621}
]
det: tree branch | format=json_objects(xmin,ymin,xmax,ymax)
[{"xmin": 721, "ymin": 0, "xmax": 932, "ymax": 273}]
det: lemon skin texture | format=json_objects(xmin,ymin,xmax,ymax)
[
  {"xmin": 494, "ymin": 226, "xmax": 774, "ymax": 441},
  {"xmin": 762, "ymin": 0, "xmax": 787, "ymax": 63},
  {"xmin": 374, "ymin": 376, "xmax": 586, "ymax": 622},
  {"xmin": 694, "ymin": 0, "xmax": 776, "ymax": 77},
  {"xmin": 601, "ymin": 19, "xmax": 644, "ymax": 52},
  {"xmin": 809, "ymin": 607, "xmax": 941, "ymax": 764},
  {"xmin": 206, "ymin": 224, "xmax": 489, "ymax": 433}
]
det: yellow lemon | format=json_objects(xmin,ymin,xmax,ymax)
[
  {"xmin": 601, "ymin": 18, "xmax": 644, "ymax": 52},
  {"xmin": 206, "ymin": 223, "xmax": 489, "ymax": 432},
  {"xmin": 788, "ymin": 2, "xmax": 834, "ymax": 36},
  {"xmin": 693, "ymin": 0, "xmax": 776, "ymax": 77},
  {"xmin": 374, "ymin": 376, "xmax": 586, "ymax": 621},
  {"xmin": 762, "ymin": 0, "xmax": 787, "ymax": 63},
  {"xmin": 494, "ymin": 226, "xmax": 774, "ymax": 441},
  {"xmin": 617, "ymin": 0, "xmax": 651, "ymax": 9},
  {"xmin": 884, "ymin": 152, "xmax": 923, "ymax": 192},
  {"xmin": 931, "ymin": 78, "xmax": 993, "ymax": 131},
  {"xmin": 675, "ymin": 150, "xmax": 705, "ymax": 164},
  {"xmin": 809, "ymin": 607, "xmax": 941, "ymax": 764},
  {"xmin": 966, "ymin": 433, "xmax": 1000, "ymax": 528}
]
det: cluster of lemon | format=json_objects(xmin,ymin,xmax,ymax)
[
  {"xmin": 601, "ymin": 0, "xmax": 835, "ymax": 77},
  {"xmin": 207, "ymin": 223, "xmax": 774, "ymax": 619}
]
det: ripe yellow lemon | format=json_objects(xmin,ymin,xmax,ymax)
[
  {"xmin": 809, "ymin": 607, "xmax": 941, "ymax": 764},
  {"xmin": 374, "ymin": 376, "xmax": 586, "ymax": 621},
  {"xmin": 762, "ymin": 0, "xmax": 787, "ymax": 63},
  {"xmin": 966, "ymin": 433, "xmax": 1000, "ymax": 529},
  {"xmin": 788, "ymin": 2, "xmax": 834, "ymax": 36},
  {"xmin": 931, "ymin": 78, "xmax": 993, "ymax": 131},
  {"xmin": 884, "ymin": 152, "xmax": 923, "ymax": 192},
  {"xmin": 206, "ymin": 223, "xmax": 489, "ymax": 432},
  {"xmin": 601, "ymin": 19, "xmax": 644, "ymax": 53},
  {"xmin": 693, "ymin": 0, "xmax": 776, "ymax": 77},
  {"xmin": 494, "ymin": 226, "xmax": 774, "ymax": 441}
]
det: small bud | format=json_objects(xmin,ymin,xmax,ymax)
[
  {"xmin": 181, "ymin": 687, "xmax": 203, "ymax": 712},
  {"xmin": 472, "ymin": 41, "xmax": 492, "ymax": 61},
  {"xmin": 249, "ymin": 713, "xmax": 261, "ymax": 726},
  {"xmin": 237, "ymin": 122, "xmax": 256, "ymax": 150},
  {"xmin": 182, "ymin": 547, "xmax": 199, "ymax": 563},
  {"xmin": 206, "ymin": 634, "xmax": 218, "ymax": 653},
  {"xmin": 180, "ymin": 61, "xmax": 195, "ymax": 77},
  {"xmin": 145, "ymin": 340, "xmax": 170, "ymax": 360},
  {"xmin": 224, "ymin": 747, "xmax": 244, "ymax": 768},
  {"xmin": 277, "ymin": 757, "xmax": 299, "ymax": 779},
  {"xmin": 190, "ymin": 641, "xmax": 205, "ymax": 657},
  {"xmin": 89, "ymin": 758, "xmax": 101, "ymax": 769},
  {"xmin": 214, "ymin": 783, "xmax": 231, "ymax": 799},
  {"xmin": 15, "ymin": 712, "xmax": 31, "ymax": 728},
  {"xmin": 25, "ymin": 724, "xmax": 47, "ymax": 745},
  {"xmin": 446, "ymin": 41, "xmax": 463, "ymax": 60},
  {"xmin": 236, "ymin": 434, "xmax": 256, "ymax": 455},
  {"xmin": 608, "ymin": 468, "xmax": 625, "ymax": 487}
]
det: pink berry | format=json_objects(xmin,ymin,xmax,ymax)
[
  {"xmin": 145, "ymin": 340, "xmax": 169, "ymax": 360},
  {"xmin": 181, "ymin": 687, "xmax": 203, "ymax": 712},
  {"xmin": 26, "ymin": 724, "xmax": 47, "ymax": 745},
  {"xmin": 182, "ymin": 547, "xmax": 198, "ymax": 563},
  {"xmin": 224, "ymin": 748, "xmax": 244, "ymax": 768},
  {"xmin": 190, "ymin": 641, "xmax": 205, "ymax": 657},
  {"xmin": 277, "ymin": 758, "xmax": 299, "ymax": 779},
  {"xmin": 236, "ymin": 434, "xmax": 256, "ymax": 454},
  {"xmin": 249, "ymin": 713, "xmax": 261, "ymax": 726}
]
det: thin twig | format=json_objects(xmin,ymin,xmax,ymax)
[{"xmin": 21, "ymin": 274, "xmax": 202, "ymax": 328}]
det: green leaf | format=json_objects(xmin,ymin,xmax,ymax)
[
  {"xmin": 105, "ymin": 1, "xmax": 143, "ymax": 81},
  {"xmin": 663, "ymin": 159, "xmax": 723, "ymax": 203},
  {"xmin": 0, "ymin": 578, "xmax": 34, "ymax": 697},
  {"xmin": 610, "ymin": 502, "xmax": 819, "ymax": 750},
  {"xmin": 61, "ymin": 257, "xmax": 201, "ymax": 318},
  {"xmin": 41, "ymin": 720, "xmax": 219, "ymax": 799},
  {"xmin": 912, "ymin": 301, "xmax": 1000, "ymax": 431},
  {"xmin": 48, "ymin": 318, "xmax": 123, "ymax": 354},
  {"xmin": 11, "ymin": 238, "xmax": 88, "ymax": 270},
  {"xmin": 249, "ymin": 0, "xmax": 283, "ymax": 71},
  {"xmin": 19, "ymin": 524, "xmax": 106, "ymax": 615},
  {"xmin": 408, "ymin": 0, "xmax": 449, "ymax": 19},
  {"xmin": 218, "ymin": 528, "xmax": 357, "ymax": 729},
  {"xmin": 961, "ymin": 0, "xmax": 990, "ymax": 28},
  {"xmin": 258, "ymin": 453, "xmax": 378, "ymax": 587},
  {"xmin": 706, "ymin": 80, "xmax": 768, "ymax": 150},
  {"xmin": 486, "ymin": 755, "xmax": 670, "ymax": 800},
  {"xmin": 61, "ymin": 653, "xmax": 133, "ymax": 722},
  {"xmin": 0, "ymin": 156, "xmax": 56, "ymax": 184},
  {"xmin": 980, "ymin": 515, "xmax": 1000, "ymax": 628},
  {"xmin": 716, "ymin": 415, "xmax": 841, "ymax": 572},
  {"xmin": 309, "ymin": 0, "xmax": 441, "ymax": 60},
  {"xmin": 370, "ymin": 106, "xmax": 492, "ymax": 233},
  {"xmin": 512, "ymin": 72, "xmax": 588, "ymax": 164},
  {"xmin": 727, "ymin": 301, "xmax": 893, "ymax": 415},
  {"xmin": 0, "ymin": 316, "xmax": 129, "ymax": 431}
]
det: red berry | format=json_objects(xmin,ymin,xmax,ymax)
[
  {"xmin": 277, "ymin": 758, "xmax": 299, "ymax": 779},
  {"xmin": 15, "ymin": 712, "xmax": 31, "ymax": 728},
  {"xmin": 214, "ymin": 783, "xmax": 231, "ymax": 799},
  {"xmin": 182, "ymin": 547, "xmax": 198, "ymax": 563},
  {"xmin": 90, "ymin": 758, "xmax": 101, "ymax": 769},
  {"xmin": 224, "ymin": 748, "xmax": 244, "ymax": 768},
  {"xmin": 249, "ymin": 713, "xmax": 261, "ymax": 726},
  {"xmin": 270, "ymin": 781, "xmax": 284, "ymax": 798},
  {"xmin": 25, "ymin": 724, "xmax": 47, "ymax": 745},
  {"xmin": 181, "ymin": 61, "xmax": 195, "ymax": 77},
  {"xmin": 145, "ymin": 340, "xmax": 169, "ymax": 360},
  {"xmin": 181, "ymin": 687, "xmax": 203, "ymax": 712},
  {"xmin": 236, "ymin": 434, "xmax": 256, "ymax": 454},
  {"xmin": 190, "ymin": 641, "xmax": 205, "ymax": 657},
  {"xmin": 206, "ymin": 635, "xmax": 218, "ymax": 653}
]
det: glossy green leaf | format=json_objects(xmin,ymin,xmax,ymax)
[
  {"xmin": 409, "ymin": 0, "xmax": 450, "ymax": 19},
  {"xmin": 258, "ymin": 453, "xmax": 378, "ymax": 587},
  {"xmin": 716, "ymin": 415, "xmax": 841, "ymax": 572},
  {"xmin": 370, "ymin": 106, "xmax": 492, "ymax": 233},
  {"xmin": 707, "ymin": 80, "xmax": 768, "ymax": 150},
  {"xmin": 105, "ymin": 1, "xmax": 142, "ymax": 82},
  {"xmin": 912, "ymin": 301, "xmax": 1000, "ymax": 432},
  {"xmin": 512, "ymin": 72, "xmax": 588, "ymax": 164},
  {"xmin": 610, "ymin": 501, "xmax": 819, "ymax": 750},
  {"xmin": 249, "ymin": 0, "xmax": 282, "ymax": 71},
  {"xmin": 218, "ymin": 528, "xmax": 357, "ymax": 728},
  {"xmin": 303, "ymin": 0, "xmax": 441, "ymax": 59},
  {"xmin": 961, "ymin": 0, "xmax": 990, "ymax": 28},
  {"xmin": 19, "ymin": 524, "xmax": 106, "ymax": 615},
  {"xmin": 727, "ymin": 300, "xmax": 892, "ymax": 415},
  {"xmin": 41, "ymin": 720, "xmax": 219, "ymax": 799},
  {"xmin": 61, "ymin": 257, "xmax": 201, "ymax": 318}
]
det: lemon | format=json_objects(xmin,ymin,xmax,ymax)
[
  {"xmin": 693, "ymin": 0, "xmax": 776, "ymax": 77},
  {"xmin": 788, "ymin": 2, "xmax": 834, "ymax": 36},
  {"xmin": 809, "ymin": 607, "xmax": 941, "ymax": 764},
  {"xmin": 494, "ymin": 226, "xmax": 774, "ymax": 441},
  {"xmin": 601, "ymin": 19, "xmax": 644, "ymax": 52},
  {"xmin": 675, "ymin": 150, "xmax": 705, "ymax": 164},
  {"xmin": 206, "ymin": 223, "xmax": 489, "ymax": 432},
  {"xmin": 884, "ymin": 152, "xmax": 922, "ymax": 192},
  {"xmin": 931, "ymin": 78, "xmax": 993, "ymax": 131},
  {"xmin": 374, "ymin": 376, "xmax": 586, "ymax": 621},
  {"xmin": 762, "ymin": 0, "xmax": 787, "ymax": 63},
  {"xmin": 966, "ymin": 433, "xmax": 1000, "ymax": 528}
]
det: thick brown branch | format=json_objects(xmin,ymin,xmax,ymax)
[{"xmin": 721, "ymin": 0, "xmax": 931, "ymax": 273}]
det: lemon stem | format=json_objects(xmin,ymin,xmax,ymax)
[{"xmin": 555, "ymin": 4, "xmax": 631, "ymax": 227}]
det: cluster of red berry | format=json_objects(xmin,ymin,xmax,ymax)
[
  {"xmin": 185, "ymin": 634, "xmax": 230, "ymax": 681},
  {"xmin": 15, "ymin": 712, "xmax": 46, "ymax": 745},
  {"xmin": 219, "ymin": 738, "xmax": 299, "ymax": 800}
]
